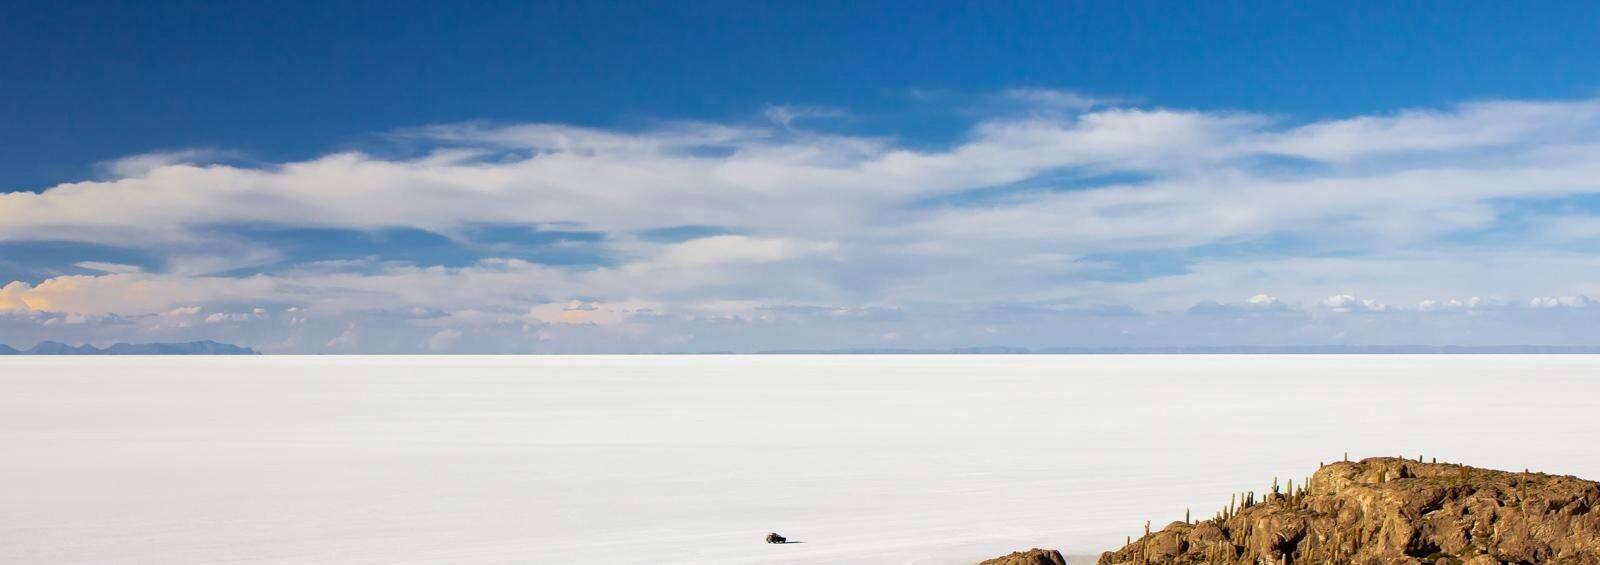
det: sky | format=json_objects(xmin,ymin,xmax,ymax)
[{"xmin": 5, "ymin": 1, "xmax": 1600, "ymax": 352}]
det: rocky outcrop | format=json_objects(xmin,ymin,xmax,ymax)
[
  {"xmin": 1096, "ymin": 457, "xmax": 1600, "ymax": 564},
  {"xmin": 980, "ymin": 548, "xmax": 1067, "ymax": 565}
]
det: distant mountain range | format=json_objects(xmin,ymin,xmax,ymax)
[
  {"xmin": 1, "ymin": 342, "xmax": 1595, "ymax": 355},
  {"xmin": 0, "ymin": 340, "xmax": 257, "ymax": 355}
]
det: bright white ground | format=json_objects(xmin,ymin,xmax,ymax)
[{"xmin": 3, "ymin": 355, "xmax": 1599, "ymax": 564}]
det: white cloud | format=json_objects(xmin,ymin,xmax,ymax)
[
  {"xmin": 204, "ymin": 312, "xmax": 254, "ymax": 324},
  {"xmin": 762, "ymin": 105, "xmax": 847, "ymax": 128},
  {"xmin": 1417, "ymin": 297, "xmax": 1486, "ymax": 311},
  {"xmin": 97, "ymin": 148, "xmax": 231, "ymax": 178},
  {"xmin": 1319, "ymin": 294, "xmax": 1387, "ymax": 313},
  {"xmin": 73, "ymin": 262, "xmax": 144, "ymax": 274},
  {"xmin": 1529, "ymin": 295, "xmax": 1594, "ymax": 309},
  {"xmin": 998, "ymin": 88, "xmax": 1106, "ymax": 110},
  {"xmin": 1245, "ymin": 294, "xmax": 1285, "ymax": 309},
  {"xmin": 654, "ymin": 235, "xmax": 838, "ymax": 266},
  {"xmin": 0, "ymin": 282, "xmax": 34, "ymax": 312},
  {"xmin": 1249, "ymin": 99, "xmax": 1600, "ymax": 162},
  {"xmin": 523, "ymin": 300, "xmax": 652, "ymax": 326},
  {"xmin": 8, "ymin": 94, "xmax": 1600, "ymax": 350}
]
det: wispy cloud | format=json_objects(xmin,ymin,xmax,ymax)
[
  {"xmin": 95, "ymin": 148, "xmax": 237, "ymax": 178},
  {"xmin": 762, "ymin": 105, "xmax": 848, "ymax": 129},
  {"xmin": 998, "ymin": 88, "xmax": 1110, "ymax": 110},
  {"xmin": 6, "ymin": 94, "xmax": 1600, "ymax": 351}
]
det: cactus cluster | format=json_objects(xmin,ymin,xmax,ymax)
[
  {"xmin": 1101, "ymin": 454, "xmax": 1597, "ymax": 565},
  {"xmin": 1119, "ymin": 454, "xmax": 1388, "ymax": 563}
]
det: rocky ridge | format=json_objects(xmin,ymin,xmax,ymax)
[
  {"xmin": 980, "ymin": 548, "xmax": 1068, "ymax": 565},
  {"xmin": 1093, "ymin": 457, "xmax": 1600, "ymax": 564}
]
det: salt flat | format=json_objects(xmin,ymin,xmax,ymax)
[{"xmin": 2, "ymin": 355, "xmax": 1598, "ymax": 564}]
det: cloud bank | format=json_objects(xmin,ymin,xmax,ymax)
[{"xmin": 6, "ymin": 93, "xmax": 1600, "ymax": 351}]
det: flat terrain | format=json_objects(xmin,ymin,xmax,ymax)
[{"xmin": 2, "ymin": 355, "xmax": 1598, "ymax": 564}]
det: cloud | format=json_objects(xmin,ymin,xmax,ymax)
[
  {"xmin": 523, "ymin": 300, "xmax": 647, "ymax": 326},
  {"xmin": 1187, "ymin": 294, "xmax": 1290, "ymax": 314},
  {"xmin": 1251, "ymin": 99, "xmax": 1600, "ymax": 162},
  {"xmin": 96, "ymin": 148, "xmax": 232, "ymax": 178},
  {"xmin": 1319, "ymin": 294, "xmax": 1388, "ymax": 313},
  {"xmin": 762, "ymin": 105, "xmax": 847, "ymax": 128},
  {"xmin": 654, "ymin": 235, "xmax": 838, "ymax": 266},
  {"xmin": 426, "ymin": 328, "xmax": 462, "ymax": 351},
  {"xmin": 74, "ymin": 261, "xmax": 143, "ymax": 274},
  {"xmin": 7, "ymin": 93, "xmax": 1600, "ymax": 350},
  {"xmin": 1417, "ymin": 297, "xmax": 1486, "ymax": 311},
  {"xmin": 0, "ymin": 273, "xmax": 280, "ymax": 316},
  {"xmin": 998, "ymin": 88, "xmax": 1107, "ymax": 110},
  {"xmin": 1242, "ymin": 294, "xmax": 1291, "ymax": 311},
  {"xmin": 0, "ymin": 282, "xmax": 33, "ymax": 312},
  {"xmin": 1529, "ymin": 295, "xmax": 1594, "ymax": 309},
  {"xmin": 204, "ymin": 311, "xmax": 258, "ymax": 324},
  {"xmin": 325, "ymin": 323, "xmax": 359, "ymax": 350}
]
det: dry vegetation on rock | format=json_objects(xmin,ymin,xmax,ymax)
[
  {"xmin": 981, "ymin": 457, "xmax": 1600, "ymax": 564},
  {"xmin": 979, "ymin": 548, "xmax": 1068, "ymax": 565},
  {"xmin": 1095, "ymin": 457, "xmax": 1600, "ymax": 564}
]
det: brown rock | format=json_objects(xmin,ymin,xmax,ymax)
[
  {"xmin": 979, "ymin": 547, "xmax": 1067, "ymax": 565},
  {"xmin": 1092, "ymin": 457, "xmax": 1600, "ymax": 564}
]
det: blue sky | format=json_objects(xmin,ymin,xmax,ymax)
[{"xmin": 5, "ymin": 2, "xmax": 1600, "ymax": 352}]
